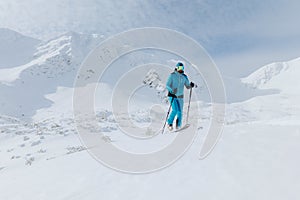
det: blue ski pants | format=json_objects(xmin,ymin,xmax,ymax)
[{"xmin": 167, "ymin": 97, "xmax": 184, "ymax": 127}]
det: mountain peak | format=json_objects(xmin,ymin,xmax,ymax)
[
  {"xmin": 0, "ymin": 28, "xmax": 39, "ymax": 41},
  {"xmin": 242, "ymin": 57, "xmax": 300, "ymax": 94}
]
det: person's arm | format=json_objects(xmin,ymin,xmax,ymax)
[
  {"xmin": 184, "ymin": 75, "xmax": 192, "ymax": 89},
  {"xmin": 166, "ymin": 74, "xmax": 173, "ymax": 93},
  {"xmin": 184, "ymin": 75, "xmax": 195, "ymax": 89},
  {"xmin": 166, "ymin": 74, "xmax": 178, "ymax": 97}
]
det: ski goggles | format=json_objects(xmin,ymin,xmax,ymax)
[{"xmin": 177, "ymin": 65, "xmax": 184, "ymax": 72}]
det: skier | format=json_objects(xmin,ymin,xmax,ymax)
[{"xmin": 166, "ymin": 62, "xmax": 194, "ymax": 131}]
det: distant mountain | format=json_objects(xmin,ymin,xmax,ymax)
[
  {"xmin": 241, "ymin": 57, "xmax": 300, "ymax": 94},
  {"xmin": 225, "ymin": 57, "xmax": 300, "ymax": 124},
  {"xmin": 0, "ymin": 30, "xmax": 104, "ymax": 118},
  {"xmin": 1, "ymin": 28, "xmax": 299, "ymax": 119},
  {"xmin": 0, "ymin": 28, "xmax": 40, "ymax": 68}
]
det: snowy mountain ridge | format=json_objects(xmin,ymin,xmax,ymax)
[
  {"xmin": 0, "ymin": 28, "xmax": 300, "ymax": 120},
  {"xmin": 23, "ymin": 31, "xmax": 104, "ymax": 79},
  {"xmin": 0, "ymin": 28, "xmax": 40, "ymax": 68},
  {"xmin": 0, "ymin": 30, "xmax": 104, "ymax": 118},
  {"xmin": 241, "ymin": 57, "xmax": 300, "ymax": 94},
  {"xmin": 242, "ymin": 62, "xmax": 289, "ymax": 88},
  {"xmin": 0, "ymin": 31, "xmax": 104, "ymax": 83},
  {"xmin": 228, "ymin": 57, "xmax": 300, "ymax": 124}
]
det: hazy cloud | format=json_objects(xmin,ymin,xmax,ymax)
[{"xmin": 0, "ymin": 0, "xmax": 299, "ymax": 76}]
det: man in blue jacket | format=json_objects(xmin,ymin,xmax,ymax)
[{"xmin": 166, "ymin": 62, "xmax": 194, "ymax": 131}]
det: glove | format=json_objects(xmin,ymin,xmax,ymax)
[
  {"xmin": 168, "ymin": 92, "xmax": 177, "ymax": 98},
  {"xmin": 190, "ymin": 82, "xmax": 195, "ymax": 88}
]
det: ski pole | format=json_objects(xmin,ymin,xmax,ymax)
[
  {"xmin": 186, "ymin": 87, "xmax": 192, "ymax": 124},
  {"xmin": 162, "ymin": 96, "xmax": 175, "ymax": 134}
]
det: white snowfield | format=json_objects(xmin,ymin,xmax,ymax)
[{"xmin": 0, "ymin": 29, "xmax": 300, "ymax": 200}]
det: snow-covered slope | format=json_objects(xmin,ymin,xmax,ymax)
[{"xmin": 225, "ymin": 57, "xmax": 300, "ymax": 124}]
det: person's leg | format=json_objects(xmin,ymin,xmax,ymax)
[
  {"xmin": 167, "ymin": 97, "xmax": 179, "ymax": 126},
  {"xmin": 175, "ymin": 98, "xmax": 184, "ymax": 128}
]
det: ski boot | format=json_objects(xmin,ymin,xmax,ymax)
[{"xmin": 167, "ymin": 124, "xmax": 173, "ymax": 131}]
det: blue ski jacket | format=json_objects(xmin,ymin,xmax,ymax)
[{"xmin": 166, "ymin": 70, "xmax": 191, "ymax": 98}]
